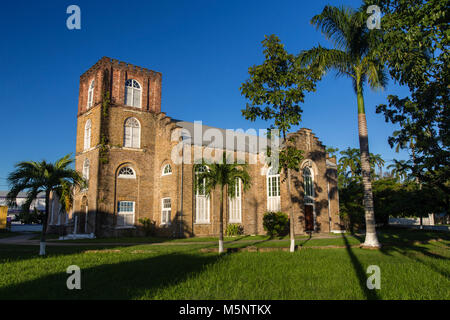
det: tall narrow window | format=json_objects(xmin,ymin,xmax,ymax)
[
  {"xmin": 195, "ymin": 166, "xmax": 210, "ymax": 224},
  {"xmin": 161, "ymin": 198, "xmax": 171, "ymax": 225},
  {"xmin": 267, "ymin": 167, "xmax": 281, "ymax": 211},
  {"xmin": 117, "ymin": 201, "xmax": 135, "ymax": 227},
  {"xmin": 82, "ymin": 159, "xmax": 90, "ymax": 189},
  {"xmin": 229, "ymin": 178, "xmax": 242, "ymax": 223},
  {"xmin": 84, "ymin": 119, "xmax": 91, "ymax": 151},
  {"xmin": 87, "ymin": 80, "xmax": 95, "ymax": 109},
  {"xmin": 303, "ymin": 167, "xmax": 314, "ymax": 204},
  {"xmin": 124, "ymin": 79, "xmax": 142, "ymax": 108},
  {"xmin": 124, "ymin": 117, "xmax": 141, "ymax": 148}
]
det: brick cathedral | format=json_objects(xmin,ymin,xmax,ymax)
[{"xmin": 48, "ymin": 57, "xmax": 341, "ymax": 237}]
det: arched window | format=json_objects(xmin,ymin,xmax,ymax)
[
  {"xmin": 303, "ymin": 167, "xmax": 314, "ymax": 204},
  {"xmin": 84, "ymin": 119, "xmax": 91, "ymax": 151},
  {"xmin": 195, "ymin": 165, "xmax": 210, "ymax": 223},
  {"xmin": 87, "ymin": 80, "xmax": 95, "ymax": 109},
  {"xmin": 124, "ymin": 79, "xmax": 141, "ymax": 108},
  {"xmin": 162, "ymin": 164, "xmax": 172, "ymax": 176},
  {"xmin": 267, "ymin": 166, "xmax": 281, "ymax": 211},
  {"xmin": 82, "ymin": 159, "xmax": 90, "ymax": 189},
  {"xmin": 118, "ymin": 166, "xmax": 136, "ymax": 179},
  {"xmin": 124, "ymin": 117, "xmax": 140, "ymax": 148}
]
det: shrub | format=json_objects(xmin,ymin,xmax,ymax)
[
  {"xmin": 138, "ymin": 217, "xmax": 156, "ymax": 236},
  {"xmin": 15, "ymin": 208, "xmax": 44, "ymax": 224},
  {"xmin": 263, "ymin": 211, "xmax": 289, "ymax": 237},
  {"xmin": 225, "ymin": 223, "xmax": 244, "ymax": 236}
]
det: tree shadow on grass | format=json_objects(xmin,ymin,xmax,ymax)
[
  {"xmin": 381, "ymin": 243, "xmax": 450, "ymax": 279},
  {"xmin": 0, "ymin": 244, "xmax": 135, "ymax": 264},
  {"xmin": 298, "ymin": 232, "xmax": 312, "ymax": 247},
  {"xmin": 0, "ymin": 251, "xmax": 222, "ymax": 300},
  {"xmin": 341, "ymin": 234, "xmax": 380, "ymax": 300}
]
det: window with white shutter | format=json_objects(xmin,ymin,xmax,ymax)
[
  {"xmin": 161, "ymin": 198, "xmax": 171, "ymax": 225},
  {"xmin": 87, "ymin": 80, "xmax": 95, "ymax": 108},
  {"xmin": 84, "ymin": 119, "xmax": 91, "ymax": 151},
  {"xmin": 124, "ymin": 79, "xmax": 142, "ymax": 108},
  {"xmin": 123, "ymin": 117, "xmax": 140, "ymax": 148}
]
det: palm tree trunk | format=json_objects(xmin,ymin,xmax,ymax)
[
  {"xmin": 40, "ymin": 189, "xmax": 50, "ymax": 255},
  {"xmin": 219, "ymin": 186, "xmax": 224, "ymax": 254},
  {"xmin": 357, "ymin": 89, "xmax": 381, "ymax": 248}
]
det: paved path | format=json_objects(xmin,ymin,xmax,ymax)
[
  {"xmin": 0, "ymin": 233, "xmax": 36, "ymax": 245},
  {"xmin": 0, "ymin": 233, "xmax": 354, "ymax": 247}
]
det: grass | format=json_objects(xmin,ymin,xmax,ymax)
[{"xmin": 0, "ymin": 228, "xmax": 448, "ymax": 300}]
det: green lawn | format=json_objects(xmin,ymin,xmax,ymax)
[{"xmin": 0, "ymin": 228, "xmax": 449, "ymax": 300}]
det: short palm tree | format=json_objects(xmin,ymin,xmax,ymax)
[
  {"xmin": 300, "ymin": 6, "xmax": 387, "ymax": 247},
  {"xmin": 195, "ymin": 153, "xmax": 251, "ymax": 254},
  {"xmin": 7, "ymin": 154, "xmax": 85, "ymax": 255}
]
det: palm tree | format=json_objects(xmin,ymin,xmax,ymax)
[
  {"xmin": 195, "ymin": 153, "xmax": 251, "ymax": 254},
  {"xmin": 7, "ymin": 154, "xmax": 85, "ymax": 255},
  {"xmin": 338, "ymin": 147, "xmax": 360, "ymax": 180},
  {"xmin": 387, "ymin": 159, "xmax": 410, "ymax": 182},
  {"xmin": 300, "ymin": 6, "xmax": 387, "ymax": 247}
]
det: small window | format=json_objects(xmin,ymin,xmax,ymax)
[
  {"xmin": 124, "ymin": 79, "xmax": 142, "ymax": 108},
  {"xmin": 118, "ymin": 167, "xmax": 136, "ymax": 179},
  {"xmin": 84, "ymin": 119, "xmax": 92, "ymax": 151},
  {"xmin": 161, "ymin": 198, "xmax": 171, "ymax": 225},
  {"xmin": 87, "ymin": 80, "xmax": 95, "ymax": 108},
  {"xmin": 117, "ymin": 201, "xmax": 135, "ymax": 227},
  {"xmin": 162, "ymin": 164, "xmax": 172, "ymax": 176}
]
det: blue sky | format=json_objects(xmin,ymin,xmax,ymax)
[{"xmin": 0, "ymin": 0, "xmax": 410, "ymax": 188}]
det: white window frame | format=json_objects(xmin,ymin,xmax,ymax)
[
  {"xmin": 82, "ymin": 158, "xmax": 90, "ymax": 190},
  {"xmin": 267, "ymin": 167, "xmax": 281, "ymax": 212},
  {"xmin": 229, "ymin": 178, "xmax": 242, "ymax": 223},
  {"xmin": 162, "ymin": 164, "xmax": 172, "ymax": 176},
  {"xmin": 118, "ymin": 166, "xmax": 136, "ymax": 179},
  {"xmin": 124, "ymin": 79, "xmax": 142, "ymax": 108},
  {"xmin": 124, "ymin": 117, "xmax": 141, "ymax": 148},
  {"xmin": 195, "ymin": 166, "xmax": 210, "ymax": 224},
  {"xmin": 87, "ymin": 80, "xmax": 95, "ymax": 109},
  {"xmin": 117, "ymin": 201, "xmax": 135, "ymax": 227},
  {"xmin": 161, "ymin": 197, "xmax": 171, "ymax": 225},
  {"xmin": 84, "ymin": 119, "xmax": 91, "ymax": 151}
]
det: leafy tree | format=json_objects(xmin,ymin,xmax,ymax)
[
  {"xmin": 300, "ymin": 6, "xmax": 387, "ymax": 248},
  {"xmin": 240, "ymin": 34, "xmax": 319, "ymax": 252},
  {"xmin": 6, "ymin": 154, "xmax": 85, "ymax": 255},
  {"xmin": 194, "ymin": 153, "xmax": 251, "ymax": 254},
  {"xmin": 326, "ymin": 146, "xmax": 340, "ymax": 158},
  {"xmin": 373, "ymin": 0, "xmax": 449, "ymax": 202}
]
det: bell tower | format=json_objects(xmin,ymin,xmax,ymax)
[{"xmin": 73, "ymin": 57, "xmax": 162, "ymax": 235}]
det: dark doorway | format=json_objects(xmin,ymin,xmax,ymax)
[{"xmin": 305, "ymin": 205, "xmax": 314, "ymax": 231}]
